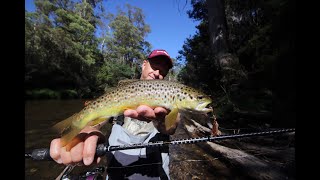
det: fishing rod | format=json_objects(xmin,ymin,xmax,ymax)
[{"xmin": 25, "ymin": 128, "xmax": 295, "ymax": 161}]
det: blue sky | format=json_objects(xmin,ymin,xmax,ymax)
[{"xmin": 25, "ymin": 0, "xmax": 199, "ymax": 59}]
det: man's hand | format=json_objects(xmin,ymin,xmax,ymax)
[
  {"xmin": 124, "ymin": 105, "xmax": 168, "ymax": 122},
  {"xmin": 125, "ymin": 105, "xmax": 180, "ymax": 135},
  {"xmin": 50, "ymin": 126, "xmax": 105, "ymax": 165}
]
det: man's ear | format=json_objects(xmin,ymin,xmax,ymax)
[{"xmin": 142, "ymin": 60, "xmax": 148, "ymax": 70}]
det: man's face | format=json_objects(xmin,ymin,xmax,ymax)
[{"xmin": 140, "ymin": 57, "xmax": 170, "ymax": 80}]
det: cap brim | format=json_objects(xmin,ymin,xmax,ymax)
[{"xmin": 149, "ymin": 55, "xmax": 173, "ymax": 68}]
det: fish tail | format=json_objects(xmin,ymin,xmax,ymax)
[{"xmin": 52, "ymin": 113, "xmax": 82, "ymax": 148}]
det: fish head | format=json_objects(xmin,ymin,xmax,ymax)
[
  {"xmin": 194, "ymin": 94, "xmax": 213, "ymax": 113},
  {"xmin": 178, "ymin": 88, "xmax": 213, "ymax": 114}
]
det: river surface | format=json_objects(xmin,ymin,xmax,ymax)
[
  {"xmin": 25, "ymin": 100, "xmax": 294, "ymax": 180},
  {"xmin": 26, "ymin": 100, "xmax": 82, "ymax": 179}
]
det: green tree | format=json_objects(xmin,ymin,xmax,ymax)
[
  {"xmin": 95, "ymin": 4, "xmax": 152, "ymax": 91},
  {"xmin": 101, "ymin": 4, "xmax": 151, "ymax": 64},
  {"xmin": 25, "ymin": 0, "xmax": 104, "ymax": 97}
]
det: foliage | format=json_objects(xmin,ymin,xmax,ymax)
[
  {"xmin": 95, "ymin": 60, "xmax": 134, "ymax": 94},
  {"xmin": 60, "ymin": 89, "xmax": 79, "ymax": 99},
  {"xmin": 25, "ymin": 1, "xmax": 151, "ymax": 99},
  {"xmin": 178, "ymin": 0, "xmax": 295, "ymax": 127},
  {"xmin": 26, "ymin": 88, "xmax": 60, "ymax": 99},
  {"xmin": 177, "ymin": 0, "xmax": 221, "ymax": 94},
  {"xmin": 25, "ymin": 88, "xmax": 79, "ymax": 99}
]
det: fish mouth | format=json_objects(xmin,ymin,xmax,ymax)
[
  {"xmin": 202, "ymin": 106, "xmax": 213, "ymax": 113},
  {"xmin": 195, "ymin": 102, "xmax": 213, "ymax": 113},
  {"xmin": 181, "ymin": 102, "xmax": 213, "ymax": 115}
]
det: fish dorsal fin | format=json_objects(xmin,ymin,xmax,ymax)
[
  {"xmin": 117, "ymin": 79, "xmax": 140, "ymax": 87},
  {"xmin": 104, "ymin": 86, "xmax": 117, "ymax": 93}
]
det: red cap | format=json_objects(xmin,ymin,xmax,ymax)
[{"xmin": 147, "ymin": 49, "xmax": 173, "ymax": 69}]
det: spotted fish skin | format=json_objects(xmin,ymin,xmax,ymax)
[{"xmin": 52, "ymin": 80, "xmax": 213, "ymax": 148}]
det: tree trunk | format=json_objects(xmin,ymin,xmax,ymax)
[
  {"xmin": 206, "ymin": 0, "xmax": 246, "ymax": 88},
  {"xmin": 206, "ymin": 0, "xmax": 229, "ymax": 57}
]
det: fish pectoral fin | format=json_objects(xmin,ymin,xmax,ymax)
[
  {"xmin": 165, "ymin": 107, "xmax": 179, "ymax": 131},
  {"xmin": 86, "ymin": 116, "xmax": 114, "ymax": 138},
  {"xmin": 87, "ymin": 116, "xmax": 109, "ymax": 127}
]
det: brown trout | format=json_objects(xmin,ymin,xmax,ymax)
[{"xmin": 52, "ymin": 79, "xmax": 213, "ymax": 148}]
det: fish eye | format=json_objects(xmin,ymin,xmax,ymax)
[{"xmin": 197, "ymin": 95, "xmax": 203, "ymax": 100}]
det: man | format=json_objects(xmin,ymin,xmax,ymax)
[{"xmin": 50, "ymin": 49, "xmax": 178, "ymax": 179}]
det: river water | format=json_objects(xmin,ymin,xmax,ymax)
[{"xmin": 25, "ymin": 100, "xmax": 100, "ymax": 179}]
